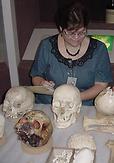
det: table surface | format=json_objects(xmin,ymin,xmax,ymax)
[{"xmin": 0, "ymin": 104, "xmax": 114, "ymax": 163}]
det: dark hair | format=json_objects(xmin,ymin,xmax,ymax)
[{"xmin": 55, "ymin": 0, "xmax": 89, "ymax": 32}]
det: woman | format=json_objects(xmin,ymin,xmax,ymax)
[{"xmin": 30, "ymin": 1, "xmax": 113, "ymax": 105}]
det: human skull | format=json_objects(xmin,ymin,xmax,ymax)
[
  {"xmin": 52, "ymin": 84, "xmax": 82, "ymax": 128},
  {"xmin": 95, "ymin": 87, "xmax": 114, "ymax": 115},
  {"xmin": 15, "ymin": 110, "xmax": 53, "ymax": 147},
  {"xmin": 0, "ymin": 114, "xmax": 5, "ymax": 138},
  {"xmin": 2, "ymin": 86, "xmax": 35, "ymax": 118}
]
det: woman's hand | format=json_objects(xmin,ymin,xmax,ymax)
[
  {"xmin": 32, "ymin": 76, "xmax": 46, "ymax": 86},
  {"xmin": 32, "ymin": 76, "xmax": 55, "ymax": 92},
  {"xmin": 41, "ymin": 80, "xmax": 55, "ymax": 92}
]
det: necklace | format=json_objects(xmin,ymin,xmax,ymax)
[
  {"xmin": 66, "ymin": 44, "xmax": 81, "ymax": 57},
  {"xmin": 66, "ymin": 48, "xmax": 80, "ymax": 56}
]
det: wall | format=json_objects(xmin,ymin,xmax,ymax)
[
  {"xmin": 39, "ymin": 0, "xmax": 57, "ymax": 23},
  {"xmin": 14, "ymin": 0, "xmax": 39, "ymax": 59},
  {"xmin": 0, "ymin": 0, "xmax": 5, "ymax": 62},
  {"xmin": 0, "ymin": 63, "xmax": 11, "ymax": 104},
  {"xmin": 38, "ymin": 0, "xmax": 108, "ymax": 23},
  {"xmin": 0, "ymin": 0, "xmax": 11, "ymax": 104}
]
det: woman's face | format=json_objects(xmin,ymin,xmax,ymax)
[{"xmin": 62, "ymin": 27, "xmax": 86, "ymax": 47}]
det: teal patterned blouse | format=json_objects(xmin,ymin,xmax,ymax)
[{"xmin": 30, "ymin": 35, "xmax": 113, "ymax": 105}]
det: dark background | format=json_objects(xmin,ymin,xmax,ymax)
[{"xmin": 39, "ymin": 0, "xmax": 108, "ymax": 22}]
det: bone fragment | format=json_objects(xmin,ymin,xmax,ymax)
[
  {"xmin": 83, "ymin": 116, "xmax": 114, "ymax": 134},
  {"xmin": 24, "ymin": 86, "xmax": 53, "ymax": 95},
  {"xmin": 106, "ymin": 140, "xmax": 114, "ymax": 163}
]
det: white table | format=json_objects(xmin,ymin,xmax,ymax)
[{"xmin": 0, "ymin": 104, "xmax": 114, "ymax": 163}]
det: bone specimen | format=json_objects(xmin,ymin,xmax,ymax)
[
  {"xmin": 52, "ymin": 84, "xmax": 82, "ymax": 128},
  {"xmin": 47, "ymin": 147, "xmax": 95, "ymax": 163},
  {"xmin": 83, "ymin": 116, "xmax": 114, "ymax": 134},
  {"xmin": 15, "ymin": 110, "xmax": 53, "ymax": 147},
  {"xmin": 25, "ymin": 85, "xmax": 53, "ymax": 95},
  {"xmin": 2, "ymin": 86, "xmax": 35, "ymax": 118},
  {"xmin": 52, "ymin": 150, "xmax": 73, "ymax": 163},
  {"xmin": 106, "ymin": 140, "xmax": 114, "ymax": 163},
  {"xmin": 95, "ymin": 87, "xmax": 114, "ymax": 115},
  {"xmin": 67, "ymin": 133, "xmax": 96, "ymax": 150}
]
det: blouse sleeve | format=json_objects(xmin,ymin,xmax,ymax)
[
  {"xmin": 30, "ymin": 40, "xmax": 49, "ymax": 78},
  {"xmin": 95, "ymin": 43, "xmax": 113, "ymax": 83}
]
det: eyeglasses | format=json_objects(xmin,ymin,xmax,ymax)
[{"xmin": 63, "ymin": 28, "xmax": 86, "ymax": 40}]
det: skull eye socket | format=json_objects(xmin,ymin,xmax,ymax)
[
  {"xmin": 33, "ymin": 120, "xmax": 40, "ymax": 129},
  {"xmin": 53, "ymin": 101, "xmax": 60, "ymax": 108},
  {"xmin": 3, "ymin": 100, "xmax": 9, "ymax": 106},
  {"xmin": 68, "ymin": 102, "xmax": 74, "ymax": 108},
  {"xmin": 14, "ymin": 102, "xmax": 21, "ymax": 108},
  {"xmin": 42, "ymin": 123, "xmax": 48, "ymax": 131}
]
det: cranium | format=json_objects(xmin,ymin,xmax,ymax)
[
  {"xmin": 52, "ymin": 84, "xmax": 82, "ymax": 128},
  {"xmin": 0, "ymin": 114, "xmax": 5, "ymax": 138},
  {"xmin": 15, "ymin": 110, "xmax": 53, "ymax": 147},
  {"xmin": 2, "ymin": 86, "xmax": 35, "ymax": 118},
  {"xmin": 95, "ymin": 87, "xmax": 114, "ymax": 115}
]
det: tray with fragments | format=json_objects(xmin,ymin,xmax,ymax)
[{"xmin": 46, "ymin": 147, "xmax": 96, "ymax": 163}]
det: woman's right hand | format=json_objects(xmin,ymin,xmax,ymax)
[
  {"xmin": 32, "ymin": 76, "xmax": 55, "ymax": 92},
  {"xmin": 41, "ymin": 80, "xmax": 55, "ymax": 92}
]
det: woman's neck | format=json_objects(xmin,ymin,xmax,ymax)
[
  {"xmin": 64, "ymin": 41, "xmax": 81, "ymax": 53},
  {"xmin": 65, "ymin": 44, "xmax": 81, "ymax": 56},
  {"xmin": 58, "ymin": 34, "xmax": 90, "ymax": 60}
]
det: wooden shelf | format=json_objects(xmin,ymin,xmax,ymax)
[
  {"xmin": 88, "ymin": 22, "xmax": 114, "ymax": 30},
  {"xmin": 36, "ymin": 21, "xmax": 114, "ymax": 30}
]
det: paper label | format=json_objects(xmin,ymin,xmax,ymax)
[{"xmin": 67, "ymin": 77, "xmax": 77, "ymax": 86}]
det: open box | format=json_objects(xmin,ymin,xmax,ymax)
[{"xmin": 46, "ymin": 147, "xmax": 96, "ymax": 163}]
